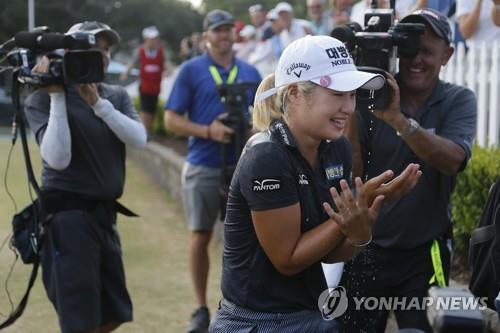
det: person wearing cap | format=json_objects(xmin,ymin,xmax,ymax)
[
  {"xmin": 208, "ymin": 35, "xmax": 421, "ymax": 333},
  {"xmin": 164, "ymin": 9, "xmax": 261, "ymax": 333},
  {"xmin": 24, "ymin": 21, "xmax": 147, "ymax": 333},
  {"xmin": 234, "ymin": 25, "xmax": 257, "ymax": 62},
  {"xmin": 121, "ymin": 25, "xmax": 173, "ymax": 135},
  {"xmin": 275, "ymin": 1, "xmax": 314, "ymax": 48},
  {"xmin": 248, "ymin": 9, "xmax": 284, "ymax": 77},
  {"xmin": 340, "ymin": 8, "xmax": 477, "ymax": 332},
  {"xmin": 248, "ymin": 4, "xmax": 272, "ymax": 42}
]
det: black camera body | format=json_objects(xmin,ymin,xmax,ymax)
[
  {"xmin": 331, "ymin": 2, "xmax": 425, "ymax": 110},
  {"xmin": 215, "ymin": 82, "xmax": 259, "ymax": 220},
  {"xmin": 7, "ymin": 30, "xmax": 104, "ymax": 87},
  {"xmin": 216, "ymin": 82, "xmax": 259, "ymax": 158}
]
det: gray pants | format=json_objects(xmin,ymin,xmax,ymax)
[
  {"xmin": 181, "ymin": 162, "xmax": 221, "ymax": 231},
  {"xmin": 209, "ymin": 299, "xmax": 339, "ymax": 333}
]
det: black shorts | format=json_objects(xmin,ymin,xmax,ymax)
[
  {"xmin": 139, "ymin": 92, "xmax": 159, "ymax": 114},
  {"xmin": 41, "ymin": 205, "xmax": 133, "ymax": 333}
]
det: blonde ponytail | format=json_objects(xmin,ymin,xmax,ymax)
[
  {"xmin": 252, "ymin": 74, "xmax": 284, "ymax": 131},
  {"xmin": 252, "ymin": 74, "xmax": 317, "ymax": 131}
]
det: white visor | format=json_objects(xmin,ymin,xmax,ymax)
[{"xmin": 255, "ymin": 35, "xmax": 386, "ymax": 103}]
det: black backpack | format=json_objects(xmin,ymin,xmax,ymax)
[{"xmin": 468, "ymin": 180, "xmax": 500, "ymax": 309}]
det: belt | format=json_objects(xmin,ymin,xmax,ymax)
[{"xmin": 42, "ymin": 191, "xmax": 138, "ymax": 217}]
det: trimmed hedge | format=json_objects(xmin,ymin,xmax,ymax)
[{"xmin": 451, "ymin": 145, "xmax": 500, "ymax": 258}]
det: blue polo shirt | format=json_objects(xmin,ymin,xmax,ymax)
[{"xmin": 166, "ymin": 52, "xmax": 261, "ymax": 167}]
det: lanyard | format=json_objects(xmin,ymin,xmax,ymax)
[
  {"xmin": 428, "ymin": 240, "xmax": 446, "ymax": 287},
  {"xmin": 209, "ymin": 65, "xmax": 238, "ymax": 85}
]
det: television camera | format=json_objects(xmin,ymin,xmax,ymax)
[{"xmin": 331, "ymin": 0, "xmax": 425, "ymax": 110}]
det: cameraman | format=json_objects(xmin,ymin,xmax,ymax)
[
  {"xmin": 342, "ymin": 8, "xmax": 477, "ymax": 332},
  {"xmin": 164, "ymin": 9, "xmax": 261, "ymax": 333},
  {"xmin": 24, "ymin": 21, "xmax": 147, "ymax": 333}
]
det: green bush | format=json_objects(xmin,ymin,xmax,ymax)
[{"xmin": 451, "ymin": 144, "xmax": 500, "ymax": 258}]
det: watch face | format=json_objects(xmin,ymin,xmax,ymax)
[
  {"xmin": 398, "ymin": 118, "xmax": 419, "ymax": 138},
  {"xmin": 409, "ymin": 118, "xmax": 419, "ymax": 130}
]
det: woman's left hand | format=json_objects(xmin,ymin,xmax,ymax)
[{"xmin": 323, "ymin": 178, "xmax": 384, "ymax": 245}]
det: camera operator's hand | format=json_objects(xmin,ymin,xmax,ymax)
[
  {"xmin": 207, "ymin": 119, "xmax": 234, "ymax": 144},
  {"xmin": 363, "ymin": 163, "xmax": 422, "ymax": 204},
  {"xmin": 371, "ymin": 73, "xmax": 405, "ymax": 128},
  {"xmin": 32, "ymin": 56, "xmax": 63, "ymax": 94},
  {"xmin": 323, "ymin": 178, "xmax": 384, "ymax": 246},
  {"xmin": 78, "ymin": 83, "xmax": 99, "ymax": 107}
]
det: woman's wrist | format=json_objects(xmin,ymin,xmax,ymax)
[{"xmin": 347, "ymin": 233, "xmax": 372, "ymax": 248}]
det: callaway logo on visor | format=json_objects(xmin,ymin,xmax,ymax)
[
  {"xmin": 286, "ymin": 62, "xmax": 311, "ymax": 78},
  {"xmin": 253, "ymin": 178, "xmax": 281, "ymax": 192}
]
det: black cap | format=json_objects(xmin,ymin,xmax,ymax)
[
  {"xmin": 67, "ymin": 21, "xmax": 120, "ymax": 46},
  {"xmin": 203, "ymin": 9, "xmax": 234, "ymax": 31},
  {"xmin": 401, "ymin": 8, "xmax": 452, "ymax": 45}
]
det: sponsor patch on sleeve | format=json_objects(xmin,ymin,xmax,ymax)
[{"xmin": 252, "ymin": 178, "xmax": 281, "ymax": 192}]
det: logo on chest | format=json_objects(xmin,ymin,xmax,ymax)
[
  {"xmin": 298, "ymin": 173, "xmax": 309, "ymax": 185},
  {"xmin": 325, "ymin": 164, "xmax": 343, "ymax": 181},
  {"xmin": 252, "ymin": 178, "xmax": 281, "ymax": 192}
]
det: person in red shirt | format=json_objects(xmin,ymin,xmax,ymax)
[{"xmin": 122, "ymin": 26, "xmax": 172, "ymax": 134}]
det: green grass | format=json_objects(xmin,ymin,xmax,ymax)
[{"xmin": 0, "ymin": 139, "xmax": 223, "ymax": 332}]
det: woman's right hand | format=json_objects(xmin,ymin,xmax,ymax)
[
  {"xmin": 323, "ymin": 178, "xmax": 385, "ymax": 245},
  {"xmin": 31, "ymin": 56, "xmax": 63, "ymax": 93}
]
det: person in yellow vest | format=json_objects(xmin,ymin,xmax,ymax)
[{"xmin": 164, "ymin": 9, "xmax": 261, "ymax": 333}]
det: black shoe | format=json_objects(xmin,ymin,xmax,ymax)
[{"xmin": 187, "ymin": 306, "xmax": 210, "ymax": 333}]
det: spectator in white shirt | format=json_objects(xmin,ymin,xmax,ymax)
[
  {"xmin": 307, "ymin": 0, "xmax": 334, "ymax": 35},
  {"xmin": 249, "ymin": 4, "xmax": 272, "ymax": 41},
  {"xmin": 457, "ymin": 0, "xmax": 500, "ymax": 44},
  {"xmin": 248, "ymin": 9, "xmax": 283, "ymax": 77},
  {"xmin": 276, "ymin": 2, "xmax": 313, "ymax": 47}
]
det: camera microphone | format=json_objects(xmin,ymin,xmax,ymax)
[
  {"xmin": 331, "ymin": 23, "xmax": 361, "ymax": 51},
  {"xmin": 14, "ymin": 31, "xmax": 95, "ymax": 51},
  {"xmin": 14, "ymin": 31, "xmax": 44, "ymax": 49}
]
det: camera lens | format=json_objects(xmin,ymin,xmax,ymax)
[
  {"xmin": 63, "ymin": 50, "xmax": 104, "ymax": 84},
  {"xmin": 66, "ymin": 59, "xmax": 91, "ymax": 80}
]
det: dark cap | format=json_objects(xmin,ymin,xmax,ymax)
[
  {"xmin": 67, "ymin": 21, "xmax": 120, "ymax": 46},
  {"xmin": 203, "ymin": 9, "xmax": 234, "ymax": 31},
  {"xmin": 401, "ymin": 8, "xmax": 452, "ymax": 45}
]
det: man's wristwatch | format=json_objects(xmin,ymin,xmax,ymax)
[{"xmin": 396, "ymin": 118, "xmax": 419, "ymax": 139}]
